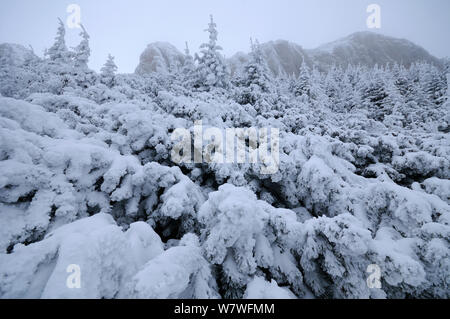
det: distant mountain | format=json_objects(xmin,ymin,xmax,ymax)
[
  {"xmin": 307, "ymin": 31, "xmax": 443, "ymax": 72},
  {"xmin": 135, "ymin": 42, "xmax": 185, "ymax": 75},
  {"xmin": 0, "ymin": 43, "xmax": 38, "ymax": 67},
  {"xmin": 229, "ymin": 40, "xmax": 313, "ymax": 77},
  {"xmin": 135, "ymin": 32, "xmax": 444, "ymax": 77}
]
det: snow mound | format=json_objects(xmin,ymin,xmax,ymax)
[
  {"xmin": 244, "ymin": 276, "xmax": 296, "ymax": 299},
  {"xmin": 0, "ymin": 214, "xmax": 164, "ymax": 298}
]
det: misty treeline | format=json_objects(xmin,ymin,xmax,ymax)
[{"xmin": 0, "ymin": 17, "xmax": 449, "ymax": 299}]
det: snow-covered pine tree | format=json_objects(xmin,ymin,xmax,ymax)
[
  {"xmin": 383, "ymin": 73, "xmax": 407, "ymax": 127},
  {"xmin": 242, "ymin": 39, "xmax": 272, "ymax": 92},
  {"xmin": 292, "ymin": 61, "xmax": 328, "ymax": 109},
  {"xmin": 40, "ymin": 19, "xmax": 79, "ymax": 94},
  {"xmin": 292, "ymin": 61, "xmax": 311, "ymax": 98},
  {"xmin": 194, "ymin": 15, "xmax": 230, "ymax": 91},
  {"xmin": 324, "ymin": 65, "xmax": 340, "ymax": 103},
  {"xmin": 408, "ymin": 62, "xmax": 431, "ymax": 108},
  {"xmin": 360, "ymin": 65, "xmax": 391, "ymax": 121},
  {"xmin": 181, "ymin": 42, "xmax": 196, "ymax": 88},
  {"xmin": 73, "ymin": 25, "xmax": 90, "ymax": 69},
  {"xmin": 418, "ymin": 62, "xmax": 447, "ymax": 106},
  {"xmin": 45, "ymin": 18, "xmax": 72, "ymax": 64},
  {"xmin": 235, "ymin": 39, "xmax": 274, "ymax": 106},
  {"xmin": 309, "ymin": 66, "xmax": 329, "ymax": 108},
  {"xmin": 101, "ymin": 54, "xmax": 118, "ymax": 87},
  {"xmin": 391, "ymin": 63, "xmax": 416, "ymax": 106}
]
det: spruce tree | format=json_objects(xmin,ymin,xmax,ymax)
[
  {"xmin": 324, "ymin": 65, "xmax": 340, "ymax": 102},
  {"xmin": 242, "ymin": 39, "xmax": 272, "ymax": 93},
  {"xmin": 194, "ymin": 15, "xmax": 230, "ymax": 90},
  {"xmin": 181, "ymin": 42, "xmax": 196, "ymax": 87},
  {"xmin": 360, "ymin": 65, "xmax": 391, "ymax": 121},
  {"xmin": 309, "ymin": 66, "xmax": 329, "ymax": 108},
  {"xmin": 235, "ymin": 39, "xmax": 274, "ymax": 108},
  {"xmin": 419, "ymin": 63, "xmax": 447, "ymax": 105},
  {"xmin": 335, "ymin": 72, "xmax": 356, "ymax": 112},
  {"xmin": 46, "ymin": 18, "xmax": 72, "ymax": 64},
  {"xmin": 293, "ymin": 61, "xmax": 311, "ymax": 97},
  {"xmin": 74, "ymin": 25, "xmax": 90, "ymax": 69},
  {"xmin": 100, "ymin": 54, "xmax": 118, "ymax": 87}
]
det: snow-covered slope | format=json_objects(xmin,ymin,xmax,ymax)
[{"xmin": 135, "ymin": 42, "xmax": 185, "ymax": 75}]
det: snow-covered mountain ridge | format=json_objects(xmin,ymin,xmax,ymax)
[{"xmin": 136, "ymin": 31, "xmax": 443, "ymax": 76}]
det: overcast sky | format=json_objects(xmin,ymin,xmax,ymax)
[{"xmin": 1, "ymin": 0, "xmax": 449, "ymax": 73}]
